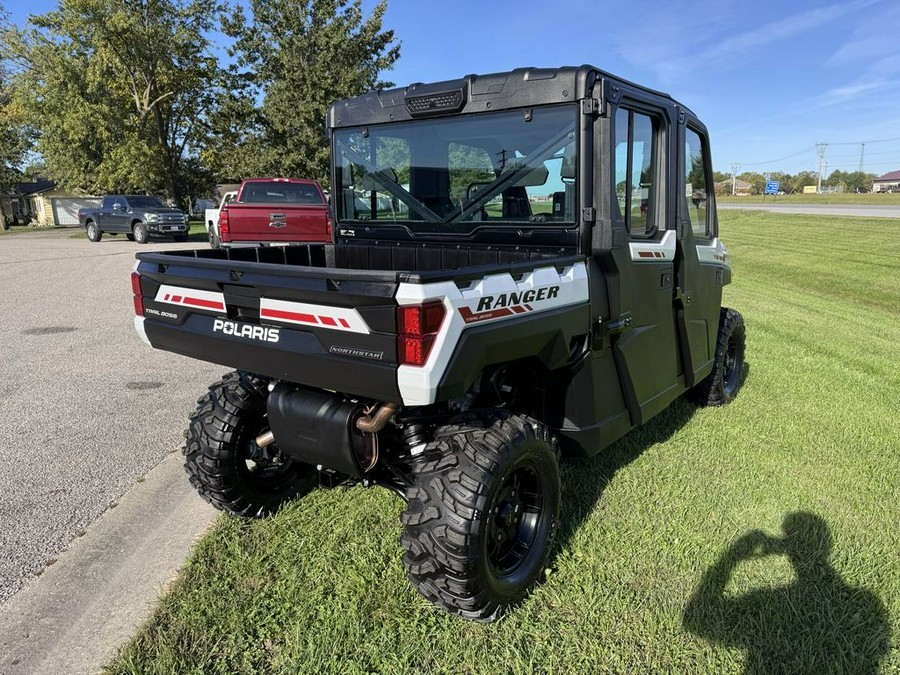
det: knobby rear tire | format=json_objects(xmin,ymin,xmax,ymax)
[
  {"xmin": 183, "ymin": 371, "xmax": 317, "ymax": 518},
  {"xmin": 401, "ymin": 411, "xmax": 561, "ymax": 622}
]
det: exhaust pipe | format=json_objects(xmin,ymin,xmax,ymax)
[
  {"xmin": 257, "ymin": 402, "xmax": 397, "ymax": 449},
  {"xmin": 356, "ymin": 402, "xmax": 398, "ymax": 433},
  {"xmin": 260, "ymin": 387, "xmax": 399, "ymax": 476}
]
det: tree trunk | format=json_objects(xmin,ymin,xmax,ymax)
[{"xmin": 153, "ymin": 105, "xmax": 178, "ymax": 204}]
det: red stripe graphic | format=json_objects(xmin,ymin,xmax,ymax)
[
  {"xmin": 181, "ymin": 296, "xmax": 224, "ymax": 310},
  {"xmin": 319, "ymin": 316, "xmax": 337, "ymax": 326},
  {"xmin": 260, "ymin": 308, "xmax": 317, "ymax": 324},
  {"xmin": 339, "ymin": 318, "xmax": 350, "ymax": 328},
  {"xmin": 161, "ymin": 290, "xmax": 224, "ymax": 311}
]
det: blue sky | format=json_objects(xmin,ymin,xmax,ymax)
[{"xmin": 7, "ymin": 0, "xmax": 900, "ymax": 177}]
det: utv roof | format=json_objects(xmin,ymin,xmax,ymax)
[{"xmin": 328, "ymin": 65, "xmax": 697, "ymax": 129}]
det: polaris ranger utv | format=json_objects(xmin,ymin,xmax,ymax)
[{"xmin": 131, "ymin": 65, "xmax": 745, "ymax": 621}]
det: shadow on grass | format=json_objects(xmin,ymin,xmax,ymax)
[
  {"xmin": 554, "ymin": 395, "xmax": 698, "ymax": 553},
  {"xmin": 683, "ymin": 512, "xmax": 890, "ymax": 673}
]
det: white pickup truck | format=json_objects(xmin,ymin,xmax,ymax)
[{"xmin": 203, "ymin": 191, "xmax": 236, "ymax": 248}]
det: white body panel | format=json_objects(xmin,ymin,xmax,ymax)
[{"xmin": 395, "ymin": 262, "xmax": 589, "ymax": 406}]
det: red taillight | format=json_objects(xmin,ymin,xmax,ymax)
[
  {"xmin": 131, "ymin": 272, "xmax": 144, "ymax": 316},
  {"xmin": 218, "ymin": 209, "xmax": 230, "ymax": 242},
  {"xmin": 397, "ymin": 301, "xmax": 445, "ymax": 366},
  {"xmin": 325, "ymin": 212, "xmax": 332, "ymax": 237}
]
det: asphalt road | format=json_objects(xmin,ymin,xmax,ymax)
[
  {"xmin": 0, "ymin": 228, "xmax": 222, "ymax": 605},
  {"xmin": 717, "ymin": 202, "xmax": 900, "ymax": 218}
]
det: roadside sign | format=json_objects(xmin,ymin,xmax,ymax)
[{"xmin": 765, "ymin": 180, "xmax": 780, "ymax": 195}]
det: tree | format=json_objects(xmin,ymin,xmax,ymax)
[
  {"xmin": 0, "ymin": 2, "xmax": 30, "ymax": 191},
  {"xmin": 825, "ymin": 170, "xmax": 874, "ymax": 193},
  {"xmin": 737, "ymin": 172, "xmax": 766, "ymax": 195},
  {"xmin": 206, "ymin": 0, "xmax": 399, "ymax": 185},
  {"xmin": 4, "ymin": 0, "xmax": 224, "ymax": 203},
  {"xmin": 787, "ymin": 171, "xmax": 819, "ymax": 194}
]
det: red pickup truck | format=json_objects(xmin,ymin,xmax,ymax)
[{"xmin": 217, "ymin": 178, "xmax": 332, "ymax": 246}]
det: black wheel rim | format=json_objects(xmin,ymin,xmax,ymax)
[
  {"xmin": 723, "ymin": 332, "xmax": 741, "ymax": 396},
  {"xmin": 486, "ymin": 465, "xmax": 544, "ymax": 576}
]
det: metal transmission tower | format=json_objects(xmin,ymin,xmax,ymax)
[{"xmin": 816, "ymin": 143, "xmax": 828, "ymax": 193}]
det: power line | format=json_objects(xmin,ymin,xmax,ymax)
[
  {"xmin": 736, "ymin": 146, "xmax": 815, "ymax": 167},
  {"xmin": 734, "ymin": 137, "xmax": 900, "ymax": 171},
  {"xmin": 825, "ymin": 136, "xmax": 900, "ymax": 146}
]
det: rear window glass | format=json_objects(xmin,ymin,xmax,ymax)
[{"xmin": 241, "ymin": 183, "xmax": 324, "ymax": 204}]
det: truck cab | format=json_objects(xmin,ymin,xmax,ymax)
[{"xmin": 131, "ymin": 66, "xmax": 743, "ymax": 622}]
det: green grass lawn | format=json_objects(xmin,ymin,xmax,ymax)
[
  {"xmin": 107, "ymin": 211, "xmax": 900, "ymax": 674},
  {"xmin": 0, "ymin": 223, "xmax": 58, "ymax": 235}
]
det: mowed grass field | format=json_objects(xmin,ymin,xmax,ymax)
[
  {"xmin": 108, "ymin": 210, "xmax": 900, "ymax": 674},
  {"xmin": 718, "ymin": 192, "xmax": 900, "ymax": 205}
]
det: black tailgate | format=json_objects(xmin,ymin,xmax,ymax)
[{"xmin": 134, "ymin": 247, "xmax": 402, "ymax": 402}]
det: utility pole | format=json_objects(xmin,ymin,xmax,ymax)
[
  {"xmin": 858, "ymin": 142, "xmax": 865, "ymax": 173},
  {"xmin": 816, "ymin": 143, "xmax": 828, "ymax": 194},
  {"xmin": 731, "ymin": 163, "xmax": 739, "ymax": 196}
]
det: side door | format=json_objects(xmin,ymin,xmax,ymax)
[
  {"xmin": 608, "ymin": 101, "xmax": 682, "ymax": 423},
  {"xmin": 674, "ymin": 122, "xmax": 726, "ymax": 385},
  {"xmin": 97, "ymin": 196, "xmax": 119, "ymax": 231}
]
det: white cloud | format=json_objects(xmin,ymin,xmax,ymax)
[
  {"xmin": 615, "ymin": 0, "xmax": 879, "ymax": 85},
  {"xmin": 828, "ymin": 5, "xmax": 900, "ymax": 65}
]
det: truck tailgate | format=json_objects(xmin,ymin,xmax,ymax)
[
  {"xmin": 225, "ymin": 203, "xmax": 330, "ymax": 242},
  {"xmin": 133, "ymin": 247, "xmax": 402, "ymax": 401}
]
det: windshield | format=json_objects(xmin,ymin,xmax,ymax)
[
  {"xmin": 127, "ymin": 196, "xmax": 166, "ymax": 209},
  {"xmin": 334, "ymin": 105, "xmax": 577, "ymax": 234}
]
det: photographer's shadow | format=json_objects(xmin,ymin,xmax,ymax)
[{"xmin": 683, "ymin": 512, "xmax": 890, "ymax": 674}]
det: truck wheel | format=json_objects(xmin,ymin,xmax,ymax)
[
  {"xmin": 132, "ymin": 221, "xmax": 148, "ymax": 244},
  {"xmin": 401, "ymin": 412, "xmax": 560, "ymax": 622},
  {"xmin": 689, "ymin": 307, "xmax": 746, "ymax": 406},
  {"xmin": 183, "ymin": 371, "xmax": 317, "ymax": 517},
  {"xmin": 208, "ymin": 227, "xmax": 221, "ymax": 249},
  {"xmin": 85, "ymin": 221, "xmax": 102, "ymax": 242}
]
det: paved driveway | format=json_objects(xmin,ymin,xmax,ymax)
[{"xmin": 0, "ymin": 229, "xmax": 221, "ymax": 604}]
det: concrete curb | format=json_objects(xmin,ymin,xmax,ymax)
[{"xmin": 0, "ymin": 453, "xmax": 218, "ymax": 675}]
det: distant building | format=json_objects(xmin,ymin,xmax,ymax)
[
  {"xmin": 872, "ymin": 171, "xmax": 900, "ymax": 193},
  {"xmin": 0, "ymin": 178, "xmax": 101, "ymax": 227},
  {"xmin": 714, "ymin": 178, "xmax": 752, "ymax": 196}
]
